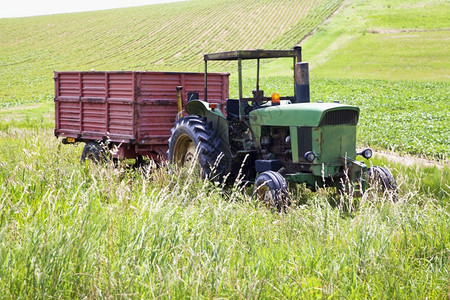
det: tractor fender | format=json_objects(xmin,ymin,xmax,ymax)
[{"xmin": 185, "ymin": 100, "xmax": 230, "ymax": 150}]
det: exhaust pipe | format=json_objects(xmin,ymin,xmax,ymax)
[{"xmin": 295, "ymin": 62, "xmax": 310, "ymax": 103}]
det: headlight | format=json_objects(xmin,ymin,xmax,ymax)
[
  {"xmin": 304, "ymin": 151, "xmax": 316, "ymax": 162},
  {"xmin": 358, "ymin": 148, "xmax": 373, "ymax": 159}
]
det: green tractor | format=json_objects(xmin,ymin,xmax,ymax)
[{"xmin": 168, "ymin": 47, "xmax": 396, "ymax": 209}]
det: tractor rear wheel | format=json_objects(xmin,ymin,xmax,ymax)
[
  {"xmin": 253, "ymin": 171, "xmax": 290, "ymax": 211},
  {"xmin": 168, "ymin": 116, "xmax": 229, "ymax": 180}
]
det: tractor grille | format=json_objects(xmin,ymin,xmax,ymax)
[
  {"xmin": 297, "ymin": 127, "xmax": 312, "ymax": 161},
  {"xmin": 320, "ymin": 110, "xmax": 359, "ymax": 126}
]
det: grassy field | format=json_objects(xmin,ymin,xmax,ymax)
[
  {"xmin": 0, "ymin": 0, "xmax": 344, "ymax": 107},
  {"xmin": 1, "ymin": 0, "xmax": 449, "ymax": 298},
  {"xmin": 303, "ymin": 0, "xmax": 450, "ymax": 81},
  {"xmin": 0, "ymin": 127, "xmax": 448, "ymax": 298}
]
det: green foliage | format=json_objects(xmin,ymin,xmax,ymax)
[
  {"xmin": 311, "ymin": 78, "xmax": 450, "ymax": 159},
  {"xmin": 301, "ymin": 0, "xmax": 450, "ymax": 82},
  {"xmin": 364, "ymin": 2, "xmax": 449, "ymax": 30},
  {"xmin": 365, "ymin": 156, "xmax": 449, "ymax": 201},
  {"xmin": 310, "ymin": 31, "xmax": 450, "ymax": 82},
  {"xmin": 0, "ymin": 101, "xmax": 54, "ymax": 130},
  {"xmin": 1, "ymin": 0, "xmax": 449, "ymax": 297},
  {"xmin": 0, "ymin": 128, "xmax": 448, "ymax": 298}
]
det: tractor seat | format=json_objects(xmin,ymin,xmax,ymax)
[{"xmin": 226, "ymin": 99, "xmax": 250, "ymax": 120}]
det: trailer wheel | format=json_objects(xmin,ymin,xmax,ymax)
[
  {"xmin": 253, "ymin": 171, "xmax": 290, "ymax": 212},
  {"xmin": 81, "ymin": 141, "xmax": 107, "ymax": 163},
  {"xmin": 168, "ymin": 116, "xmax": 229, "ymax": 180},
  {"xmin": 367, "ymin": 166, "xmax": 397, "ymax": 196}
]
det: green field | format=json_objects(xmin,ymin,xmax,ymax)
[
  {"xmin": 0, "ymin": 0, "xmax": 343, "ymax": 106},
  {"xmin": 305, "ymin": 0, "xmax": 450, "ymax": 81},
  {"xmin": 1, "ymin": 0, "xmax": 449, "ymax": 298}
]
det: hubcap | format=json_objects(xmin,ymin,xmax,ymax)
[
  {"xmin": 174, "ymin": 134, "xmax": 197, "ymax": 166},
  {"xmin": 256, "ymin": 185, "xmax": 275, "ymax": 205},
  {"xmin": 183, "ymin": 141, "xmax": 196, "ymax": 164}
]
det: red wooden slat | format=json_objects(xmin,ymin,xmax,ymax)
[{"xmin": 54, "ymin": 70, "xmax": 230, "ymax": 157}]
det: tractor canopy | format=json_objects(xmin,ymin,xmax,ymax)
[{"xmin": 203, "ymin": 48, "xmax": 306, "ymax": 119}]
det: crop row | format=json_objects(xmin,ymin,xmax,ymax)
[{"xmin": 0, "ymin": 0, "xmax": 344, "ymax": 105}]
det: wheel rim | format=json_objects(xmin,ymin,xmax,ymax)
[
  {"xmin": 173, "ymin": 134, "xmax": 197, "ymax": 166},
  {"xmin": 253, "ymin": 171, "xmax": 290, "ymax": 211},
  {"xmin": 256, "ymin": 184, "xmax": 275, "ymax": 206}
]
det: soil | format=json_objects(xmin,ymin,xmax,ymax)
[{"xmin": 372, "ymin": 149, "xmax": 448, "ymax": 170}]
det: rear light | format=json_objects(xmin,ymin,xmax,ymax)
[
  {"xmin": 209, "ymin": 103, "xmax": 218, "ymax": 109},
  {"xmin": 271, "ymin": 93, "xmax": 280, "ymax": 106}
]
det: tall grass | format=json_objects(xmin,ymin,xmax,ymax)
[{"xmin": 0, "ymin": 128, "xmax": 448, "ymax": 298}]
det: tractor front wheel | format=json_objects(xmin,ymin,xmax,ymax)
[
  {"xmin": 367, "ymin": 166, "xmax": 397, "ymax": 196},
  {"xmin": 253, "ymin": 171, "xmax": 290, "ymax": 211}
]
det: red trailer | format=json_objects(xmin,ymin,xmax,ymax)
[{"xmin": 54, "ymin": 71, "xmax": 229, "ymax": 162}]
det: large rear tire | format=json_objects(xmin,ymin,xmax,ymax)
[
  {"xmin": 168, "ymin": 116, "xmax": 229, "ymax": 180},
  {"xmin": 253, "ymin": 171, "xmax": 290, "ymax": 212}
]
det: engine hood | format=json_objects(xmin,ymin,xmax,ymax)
[{"xmin": 249, "ymin": 103, "xmax": 359, "ymax": 127}]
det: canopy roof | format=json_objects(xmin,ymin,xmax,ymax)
[{"xmin": 204, "ymin": 49, "xmax": 298, "ymax": 61}]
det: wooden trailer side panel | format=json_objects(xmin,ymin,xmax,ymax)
[
  {"xmin": 106, "ymin": 73, "xmax": 135, "ymax": 140},
  {"xmin": 55, "ymin": 71, "xmax": 136, "ymax": 142},
  {"xmin": 135, "ymin": 72, "xmax": 229, "ymax": 157},
  {"xmin": 54, "ymin": 72, "xmax": 82, "ymax": 135},
  {"xmin": 55, "ymin": 70, "xmax": 229, "ymax": 159}
]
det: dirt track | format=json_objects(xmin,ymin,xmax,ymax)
[{"xmin": 372, "ymin": 150, "xmax": 448, "ymax": 170}]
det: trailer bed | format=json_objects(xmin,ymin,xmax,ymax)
[{"xmin": 54, "ymin": 71, "xmax": 229, "ymax": 159}]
